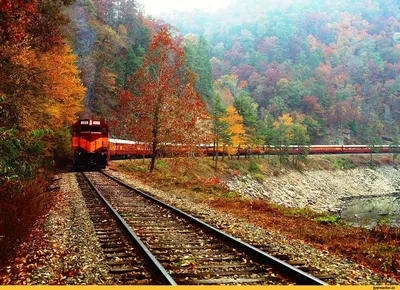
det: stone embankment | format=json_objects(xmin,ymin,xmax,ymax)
[{"xmin": 227, "ymin": 165, "xmax": 400, "ymax": 213}]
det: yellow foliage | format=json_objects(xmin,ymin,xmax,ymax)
[
  {"xmin": 40, "ymin": 45, "xmax": 85, "ymax": 129},
  {"xmin": 273, "ymin": 113, "xmax": 293, "ymax": 128},
  {"xmin": 12, "ymin": 44, "xmax": 84, "ymax": 132},
  {"xmin": 277, "ymin": 78, "xmax": 289, "ymax": 88},
  {"xmin": 221, "ymin": 106, "xmax": 246, "ymax": 146},
  {"xmin": 273, "ymin": 113, "xmax": 294, "ymax": 140}
]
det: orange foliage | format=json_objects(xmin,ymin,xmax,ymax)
[
  {"xmin": 0, "ymin": 0, "xmax": 84, "ymax": 134},
  {"xmin": 238, "ymin": 80, "xmax": 248, "ymax": 89},
  {"xmin": 40, "ymin": 46, "xmax": 85, "ymax": 129},
  {"xmin": 3, "ymin": 43, "xmax": 84, "ymax": 133}
]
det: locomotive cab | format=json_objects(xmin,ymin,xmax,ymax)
[{"xmin": 72, "ymin": 119, "xmax": 109, "ymax": 169}]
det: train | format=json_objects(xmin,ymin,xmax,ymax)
[
  {"xmin": 72, "ymin": 119, "xmax": 400, "ymax": 169},
  {"xmin": 71, "ymin": 119, "xmax": 109, "ymax": 169}
]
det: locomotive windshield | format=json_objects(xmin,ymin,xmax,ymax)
[{"xmin": 81, "ymin": 125, "xmax": 101, "ymax": 132}]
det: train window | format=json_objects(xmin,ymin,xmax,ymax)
[
  {"xmin": 81, "ymin": 125, "xmax": 101, "ymax": 132},
  {"xmin": 102, "ymin": 127, "xmax": 107, "ymax": 135},
  {"xmin": 72, "ymin": 127, "xmax": 77, "ymax": 135}
]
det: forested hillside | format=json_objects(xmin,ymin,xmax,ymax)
[
  {"xmin": 3, "ymin": 0, "xmax": 400, "ymax": 179},
  {"xmin": 161, "ymin": 0, "xmax": 400, "ymax": 144},
  {"xmin": 65, "ymin": 0, "xmax": 151, "ymax": 117}
]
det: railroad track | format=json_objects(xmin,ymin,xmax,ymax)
[
  {"xmin": 78, "ymin": 171, "xmax": 329, "ymax": 285},
  {"xmin": 76, "ymin": 174, "xmax": 171, "ymax": 284}
]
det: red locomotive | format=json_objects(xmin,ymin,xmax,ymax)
[{"xmin": 71, "ymin": 119, "xmax": 109, "ymax": 169}]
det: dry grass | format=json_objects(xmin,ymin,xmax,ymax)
[
  {"xmin": 110, "ymin": 156, "xmax": 400, "ymax": 281},
  {"xmin": 0, "ymin": 173, "xmax": 54, "ymax": 267}
]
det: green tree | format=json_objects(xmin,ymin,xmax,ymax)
[
  {"xmin": 195, "ymin": 35, "xmax": 215, "ymax": 105},
  {"xmin": 184, "ymin": 35, "xmax": 215, "ymax": 105},
  {"xmin": 272, "ymin": 113, "xmax": 293, "ymax": 166},
  {"xmin": 291, "ymin": 123, "xmax": 310, "ymax": 169},
  {"xmin": 211, "ymin": 95, "xmax": 231, "ymax": 169},
  {"xmin": 234, "ymin": 92, "xmax": 264, "ymax": 148}
]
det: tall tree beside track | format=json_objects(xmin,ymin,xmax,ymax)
[{"xmin": 118, "ymin": 26, "xmax": 209, "ymax": 172}]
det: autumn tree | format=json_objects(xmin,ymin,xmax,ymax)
[
  {"xmin": 127, "ymin": 26, "xmax": 208, "ymax": 172},
  {"xmin": 0, "ymin": 0, "xmax": 84, "ymax": 178},
  {"xmin": 0, "ymin": 1, "xmax": 84, "ymax": 263},
  {"xmin": 221, "ymin": 105, "xmax": 246, "ymax": 157},
  {"xmin": 66, "ymin": 0, "xmax": 150, "ymax": 117}
]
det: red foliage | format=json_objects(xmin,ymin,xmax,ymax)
[
  {"xmin": 264, "ymin": 68, "xmax": 282, "ymax": 86},
  {"xmin": 380, "ymin": 156, "xmax": 393, "ymax": 164},
  {"xmin": 232, "ymin": 170, "xmax": 241, "ymax": 177},
  {"xmin": 0, "ymin": 174, "xmax": 54, "ymax": 267},
  {"xmin": 201, "ymin": 177, "xmax": 221, "ymax": 186},
  {"xmin": 301, "ymin": 95, "xmax": 319, "ymax": 114}
]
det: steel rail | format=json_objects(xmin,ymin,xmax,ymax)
[
  {"xmin": 81, "ymin": 172, "xmax": 177, "ymax": 285},
  {"xmin": 101, "ymin": 171, "xmax": 328, "ymax": 285}
]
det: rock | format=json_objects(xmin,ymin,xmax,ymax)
[{"xmin": 227, "ymin": 165, "xmax": 399, "ymax": 213}]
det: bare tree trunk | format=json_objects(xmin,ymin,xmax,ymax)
[
  {"xmin": 213, "ymin": 139, "xmax": 216, "ymax": 161},
  {"xmin": 150, "ymin": 99, "xmax": 160, "ymax": 173},
  {"xmin": 370, "ymin": 145, "xmax": 373, "ymax": 164},
  {"xmin": 150, "ymin": 141, "xmax": 157, "ymax": 172},
  {"xmin": 215, "ymin": 139, "xmax": 219, "ymax": 170}
]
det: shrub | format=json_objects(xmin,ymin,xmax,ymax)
[
  {"xmin": 380, "ymin": 156, "xmax": 393, "ymax": 164},
  {"xmin": 253, "ymin": 173, "xmax": 264, "ymax": 183},
  {"xmin": 313, "ymin": 214, "xmax": 340, "ymax": 225},
  {"xmin": 295, "ymin": 161, "xmax": 306, "ymax": 172},
  {"xmin": 222, "ymin": 191, "xmax": 235, "ymax": 198},
  {"xmin": 53, "ymin": 127, "xmax": 71, "ymax": 168},
  {"xmin": 229, "ymin": 161, "xmax": 240, "ymax": 170},
  {"xmin": 156, "ymin": 160, "xmax": 168, "ymax": 169},
  {"xmin": 202, "ymin": 177, "xmax": 220, "ymax": 186},
  {"xmin": 232, "ymin": 170, "xmax": 240, "ymax": 177},
  {"xmin": 333, "ymin": 157, "xmax": 356, "ymax": 170},
  {"xmin": 376, "ymin": 210, "xmax": 391, "ymax": 228},
  {"xmin": 249, "ymin": 160, "xmax": 259, "ymax": 172}
]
